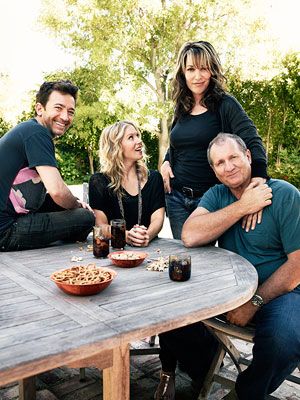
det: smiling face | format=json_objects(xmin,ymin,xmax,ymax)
[
  {"xmin": 121, "ymin": 126, "xmax": 143, "ymax": 163},
  {"xmin": 35, "ymin": 90, "xmax": 75, "ymax": 137},
  {"xmin": 184, "ymin": 54, "xmax": 211, "ymax": 102},
  {"xmin": 210, "ymin": 138, "xmax": 252, "ymax": 191}
]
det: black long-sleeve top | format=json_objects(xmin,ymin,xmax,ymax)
[{"xmin": 164, "ymin": 93, "xmax": 268, "ymax": 195}]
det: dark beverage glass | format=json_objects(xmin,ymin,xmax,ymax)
[
  {"xmin": 169, "ymin": 254, "xmax": 191, "ymax": 282},
  {"xmin": 111, "ymin": 219, "xmax": 126, "ymax": 249},
  {"xmin": 93, "ymin": 226, "xmax": 110, "ymax": 258}
]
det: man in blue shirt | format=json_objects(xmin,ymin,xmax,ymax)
[
  {"xmin": 181, "ymin": 133, "xmax": 300, "ymax": 399},
  {"xmin": 0, "ymin": 80, "xmax": 94, "ymax": 251}
]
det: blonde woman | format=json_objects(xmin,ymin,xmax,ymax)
[{"xmin": 89, "ymin": 121, "xmax": 165, "ymax": 247}]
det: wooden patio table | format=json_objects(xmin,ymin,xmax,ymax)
[{"xmin": 0, "ymin": 237, "xmax": 258, "ymax": 399}]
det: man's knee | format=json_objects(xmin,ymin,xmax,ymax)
[
  {"xmin": 254, "ymin": 318, "xmax": 299, "ymax": 365},
  {"xmin": 71, "ymin": 208, "xmax": 95, "ymax": 226},
  {"xmin": 66, "ymin": 208, "xmax": 94, "ymax": 241}
]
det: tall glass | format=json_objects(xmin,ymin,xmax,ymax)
[
  {"xmin": 111, "ymin": 219, "xmax": 126, "ymax": 249},
  {"xmin": 93, "ymin": 225, "xmax": 110, "ymax": 258}
]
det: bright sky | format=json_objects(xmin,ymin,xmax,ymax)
[{"xmin": 0, "ymin": 0, "xmax": 299, "ymax": 123}]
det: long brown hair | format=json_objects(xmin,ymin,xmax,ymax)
[{"xmin": 173, "ymin": 41, "xmax": 226, "ymax": 120}]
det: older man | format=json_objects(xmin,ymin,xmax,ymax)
[
  {"xmin": 181, "ymin": 133, "xmax": 300, "ymax": 399},
  {"xmin": 0, "ymin": 80, "xmax": 94, "ymax": 251}
]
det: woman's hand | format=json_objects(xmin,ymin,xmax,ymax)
[
  {"xmin": 126, "ymin": 225, "xmax": 150, "ymax": 247},
  {"xmin": 242, "ymin": 177, "xmax": 269, "ymax": 232},
  {"xmin": 160, "ymin": 161, "xmax": 174, "ymax": 194}
]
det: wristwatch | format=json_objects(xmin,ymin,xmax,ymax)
[{"xmin": 251, "ymin": 293, "xmax": 264, "ymax": 307}]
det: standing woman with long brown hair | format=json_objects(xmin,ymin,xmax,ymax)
[
  {"xmin": 155, "ymin": 41, "xmax": 269, "ymax": 400},
  {"xmin": 161, "ymin": 40, "xmax": 268, "ymax": 240}
]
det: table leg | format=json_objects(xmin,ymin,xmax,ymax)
[
  {"xmin": 103, "ymin": 343, "xmax": 130, "ymax": 400},
  {"xmin": 19, "ymin": 376, "xmax": 36, "ymax": 400}
]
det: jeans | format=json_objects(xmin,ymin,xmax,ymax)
[
  {"xmin": 0, "ymin": 196, "xmax": 95, "ymax": 251},
  {"xmin": 235, "ymin": 288, "xmax": 300, "ymax": 399},
  {"xmin": 159, "ymin": 289, "xmax": 300, "ymax": 398},
  {"xmin": 165, "ymin": 189, "xmax": 201, "ymax": 239}
]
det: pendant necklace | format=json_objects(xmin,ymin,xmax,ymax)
[{"xmin": 117, "ymin": 167, "xmax": 142, "ymax": 225}]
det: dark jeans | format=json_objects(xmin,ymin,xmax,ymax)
[
  {"xmin": 159, "ymin": 288, "xmax": 300, "ymax": 398},
  {"xmin": 235, "ymin": 288, "xmax": 300, "ymax": 399},
  {"xmin": 165, "ymin": 189, "xmax": 201, "ymax": 239},
  {"xmin": 0, "ymin": 196, "xmax": 95, "ymax": 251},
  {"xmin": 158, "ymin": 321, "xmax": 219, "ymax": 383}
]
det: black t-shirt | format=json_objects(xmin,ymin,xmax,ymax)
[
  {"xmin": 170, "ymin": 111, "xmax": 221, "ymax": 194},
  {"xmin": 0, "ymin": 119, "xmax": 57, "ymax": 233},
  {"xmin": 89, "ymin": 170, "xmax": 165, "ymax": 230}
]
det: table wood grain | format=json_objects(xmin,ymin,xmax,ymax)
[{"xmin": 0, "ymin": 237, "xmax": 258, "ymax": 399}]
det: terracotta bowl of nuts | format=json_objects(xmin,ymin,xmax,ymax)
[
  {"xmin": 108, "ymin": 250, "xmax": 148, "ymax": 268},
  {"xmin": 50, "ymin": 264, "xmax": 117, "ymax": 296}
]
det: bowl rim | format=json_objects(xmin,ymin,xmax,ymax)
[
  {"xmin": 108, "ymin": 250, "xmax": 149, "ymax": 260},
  {"xmin": 50, "ymin": 266, "xmax": 117, "ymax": 286}
]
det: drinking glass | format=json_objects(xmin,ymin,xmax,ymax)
[
  {"xmin": 93, "ymin": 225, "xmax": 110, "ymax": 258},
  {"xmin": 111, "ymin": 219, "xmax": 126, "ymax": 249},
  {"xmin": 169, "ymin": 254, "xmax": 191, "ymax": 282}
]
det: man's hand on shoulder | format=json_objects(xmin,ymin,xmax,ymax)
[
  {"xmin": 241, "ymin": 178, "xmax": 269, "ymax": 232},
  {"xmin": 239, "ymin": 182, "xmax": 272, "ymax": 215}
]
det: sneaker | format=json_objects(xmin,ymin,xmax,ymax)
[{"xmin": 154, "ymin": 371, "xmax": 175, "ymax": 400}]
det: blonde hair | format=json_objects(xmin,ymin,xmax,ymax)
[{"xmin": 99, "ymin": 121, "xmax": 148, "ymax": 193}]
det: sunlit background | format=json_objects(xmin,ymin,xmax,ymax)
[{"xmin": 0, "ymin": 0, "xmax": 299, "ymax": 123}]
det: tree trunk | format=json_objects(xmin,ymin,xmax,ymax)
[
  {"xmin": 88, "ymin": 151, "xmax": 94, "ymax": 175},
  {"xmin": 158, "ymin": 116, "xmax": 170, "ymax": 168},
  {"xmin": 266, "ymin": 110, "xmax": 272, "ymax": 155},
  {"xmin": 276, "ymin": 143, "xmax": 282, "ymax": 166}
]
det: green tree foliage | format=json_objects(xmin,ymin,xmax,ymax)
[
  {"xmin": 0, "ymin": 116, "xmax": 11, "ymax": 137},
  {"xmin": 228, "ymin": 52, "xmax": 300, "ymax": 187},
  {"xmin": 23, "ymin": 0, "xmax": 297, "ymax": 187},
  {"xmin": 41, "ymin": 0, "xmax": 267, "ymax": 166},
  {"xmin": 42, "ymin": 68, "xmax": 128, "ymax": 176}
]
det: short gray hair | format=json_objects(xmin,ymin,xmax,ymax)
[{"xmin": 207, "ymin": 133, "xmax": 247, "ymax": 165}]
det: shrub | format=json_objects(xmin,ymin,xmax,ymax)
[{"xmin": 268, "ymin": 149, "xmax": 300, "ymax": 188}]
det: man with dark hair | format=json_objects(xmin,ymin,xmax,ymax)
[
  {"xmin": 181, "ymin": 133, "xmax": 300, "ymax": 399},
  {"xmin": 0, "ymin": 80, "xmax": 95, "ymax": 251}
]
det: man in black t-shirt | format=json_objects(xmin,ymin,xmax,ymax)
[{"xmin": 0, "ymin": 80, "xmax": 94, "ymax": 251}]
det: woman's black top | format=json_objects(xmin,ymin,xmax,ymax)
[
  {"xmin": 164, "ymin": 93, "xmax": 268, "ymax": 196},
  {"xmin": 89, "ymin": 170, "xmax": 165, "ymax": 230},
  {"xmin": 169, "ymin": 111, "xmax": 221, "ymax": 194}
]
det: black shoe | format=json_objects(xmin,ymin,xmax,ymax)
[
  {"xmin": 154, "ymin": 371, "xmax": 175, "ymax": 400},
  {"xmin": 177, "ymin": 361, "xmax": 187, "ymax": 373},
  {"xmin": 191, "ymin": 377, "xmax": 203, "ymax": 395},
  {"xmin": 222, "ymin": 389, "xmax": 239, "ymax": 399}
]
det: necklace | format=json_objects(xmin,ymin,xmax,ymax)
[{"xmin": 117, "ymin": 167, "xmax": 142, "ymax": 225}]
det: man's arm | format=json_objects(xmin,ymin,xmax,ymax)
[
  {"xmin": 182, "ymin": 182, "xmax": 272, "ymax": 247},
  {"xmin": 227, "ymin": 249, "xmax": 300, "ymax": 326},
  {"xmin": 36, "ymin": 165, "xmax": 81, "ymax": 209},
  {"xmin": 182, "ymin": 205, "xmax": 242, "ymax": 247}
]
